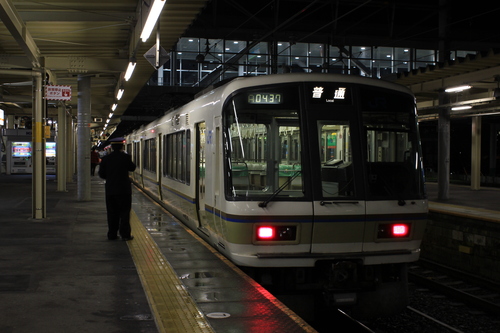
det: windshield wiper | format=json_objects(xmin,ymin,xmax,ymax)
[{"xmin": 259, "ymin": 171, "xmax": 301, "ymax": 208}]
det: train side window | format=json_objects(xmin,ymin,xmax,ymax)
[
  {"xmin": 143, "ymin": 138, "xmax": 156, "ymax": 172},
  {"xmin": 164, "ymin": 130, "xmax": 190, "ymax": 184},
  {"xmin": 318, "ymin": 121, "xmax": 355, "ymax": 198}
]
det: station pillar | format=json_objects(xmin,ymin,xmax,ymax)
[
  {"xmin": 32, "ymin": 71, "xmax": 46, "ymax": 219},
  {"xmin": 489, "ymin": 124, "xmax": 498, "ymax": 182},
  {"xmin": 66, "ymin": 112, "xmax": 75, "ymax": 184},
  {"xmin": 77, "ymin": 75, "xmax": 91, "ymax": 201},
  {"xmin": 56, "ymin": 104, "xmax": 67, "ymax": 192},
  {"xmin": 437, "ymin": 93, "xmax": 450, "ymax": 200},
  {"xmin": 471, "ymin": 116, "xmax": 481, "ymax": 190}
]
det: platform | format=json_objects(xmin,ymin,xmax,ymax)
[
  {"xmin": 425, "ymin": 182, "xmax": 500, "ymax": 223},
  {"xmin": 0, "ymin": 174, "xmax": 315, "ymax": 333}
]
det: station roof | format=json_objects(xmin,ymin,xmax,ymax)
[{"xmin": 1, "ymin": 0, "xmax": 500, "ymax": 137}]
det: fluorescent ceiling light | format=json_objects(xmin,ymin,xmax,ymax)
[
  {"xmin": 111, "ymin": 104, "xmax": 117, "ymax": 111},
  {"xmin": 124, "ymin": 61, "xmax": 136, "ymax": 81},
  {"xmin": 451, "ymin": 105, "xmax": 472, "ymax": 111},
  {"xmin": 108, "ymin": 112, "xmax": 114, "ymax": 118},
  {"xmin": 116, "ymin": 88, "xmax": 124, "ymax": 100},
  {"xmin": 445, "ymin": 85, "xmax": 472, "ymax": 93},
  {"xmin": 140, "ymin": 0, "xmax": 166, "ymax": 42}
]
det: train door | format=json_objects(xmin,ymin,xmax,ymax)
[
  {"xmin": 212, "ymin": 117, "xmax": 223, "ymax": 235},
  {"xmin": 132, "ymin": 140, "xmax": 140, "ymax": 183},
  {"xmin": 139, "ymin": 138, "xmax": 144, "ymax": 187},
  {"xmin": 196, "ymin": 122, "xmax": 209, "ymax": 230},
  {"xmin": 306, "ymin": 110, "xmax": 366, "ymax": 254},
  {"xmin": 157, "ymin": 133, "xmax": 163, "ymax": 200}
]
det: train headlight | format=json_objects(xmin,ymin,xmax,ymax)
[
  {"xmin": 377, "ymin": 223, "xmax": 411, "ymax": 238},
  {"xmin": 255, "ymin": 225, "xmax": 297, "ymax": 242}
]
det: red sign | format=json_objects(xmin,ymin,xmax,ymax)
[{"xmin": 45, "ymin": 85, "xmax": 72, "ymax": 101}]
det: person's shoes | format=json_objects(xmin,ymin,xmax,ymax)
[{"xmin": 122, "ymin": 236, "xmax": 134, "ymax": 241}]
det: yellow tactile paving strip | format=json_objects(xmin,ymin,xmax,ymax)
[
  {"xmin": 127, "ymin": 209, "xmax": 215, "ymax": 333},
  {"xmin": 179, "ymin": 221, "xmax": 318, "ymax": 333}
]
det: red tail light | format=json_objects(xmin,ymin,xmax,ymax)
[
  {"xmin": 377, "ymin": 223, "xmax": 411, "ymax": 239},
  {"xmin": 392, "ymin": 224, "xmax": 409, "ymax": 237},
  {"xmin": 256, "ymin": 225, "xmax": 297, "ymax": 241},
  {"xmin": 257, "ymin": 227, "xmax": 275, "ymax": 239}
]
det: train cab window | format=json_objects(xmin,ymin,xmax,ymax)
[
  {"xmin": 318, "ymin": 121, "xmax": 355, "ymax": 198},
  {"xmin": 223, "ymin": 85, "xmax": 304, "ymax": 200},
  {"xmin": 360, "ymin": 87, "xmax": 425, "ymax": 200}
]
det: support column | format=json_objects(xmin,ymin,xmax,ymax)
[
  {"xmin": 170, "ymin": 49, "xmax": 177, "ymax": 86},
  {"xmin": 157, "ymin": 65, "xmax": 164, "ymax": 85},
  {"xmin": 66, "ymin": 113, "xmax": 74, "ymax": 183},
  {"xmin": 489, "ymin": 124, "xmax": 498, "ymax": 182},
  {"xmin": 6, "ymin": 115, "xmax": 15, "ymax": 129},
  {"xmin": 437, "ymin": 92, "xmax": 450, "ymax": 200},
  {"xmin": 77, "ymin": 75, "xmax": 91, "ymax": 201},
  {"xmin": 471, "ymin": 116, "xmax": 481, "ymax": 190},
  {"xmin": 32, "ymin": 72, "xmax": 46, "ymax": 219},
  {"xmin": 56, "ymin": 104, "xmax": 67, "ymax": 192}
]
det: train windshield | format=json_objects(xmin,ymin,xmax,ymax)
[
  {"xmin": 224, "ymin": 85, "xmax": 304, "ymax": 199},
  {"xmin": 223, "ymin": 82, "xmax": 425, "ymax": 202},
  {"xmin": 360, "ymin": 87, "xmax": 425, "ymax": 200}
]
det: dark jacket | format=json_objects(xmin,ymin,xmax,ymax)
[
  {"xmin": 98, "ymin": 150, "xmax": 136, "ymax": 196},
  {"xmin": 90, "ymin": 150, "xmax": 100, "ymax": 164}
]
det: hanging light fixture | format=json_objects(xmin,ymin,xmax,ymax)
[
  {"xmin": 124, "ymin": 59, "xmax": 136, "ymax": 81},
  {"xmin": 451, "ymin": 105, "xmax": 472, "ymax": 111},
  {"xmin": 140, "ymin": 0, "xmax": 166, "ymax": 42},
  {"xmin": 445, "ymin": 85, "xmax": 471, "ymax": 93},
  {"xmin": 116, "ymin": 88, "xmax": 124, "ymax": 100}
]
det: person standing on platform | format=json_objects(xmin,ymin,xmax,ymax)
[
  {"xmin": 98, "ymin": 138, "xmax": 136, "ymax": 241},
  {"xmin": 90, "ymin": 147, "xmax": 100, "ymax": 176}
]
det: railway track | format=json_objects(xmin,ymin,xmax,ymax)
[
  {"xmin": 279, "ymin": 259, "xmax": 500, "ymax": 332},
  {"xmin": 366, "ymin": 259, "xmax": 500, "ymax": 332},
  {"xmin": 408, "ymin": 260, "xmax": 500, "ymax": 317}
]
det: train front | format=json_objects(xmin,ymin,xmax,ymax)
[{"xmin": 217, "ymin": 75, "xmax": 427, "ymax": 317}]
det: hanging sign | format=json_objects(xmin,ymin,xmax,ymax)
[
  {"xmin": 45, "ymin": 85, "xmax": 72, "ymax": 101},
  {"xmin": 144, "ymin": 45, "xmax": 170, "ymax": 69}
]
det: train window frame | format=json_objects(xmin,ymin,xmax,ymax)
[
  {"xmin": 133, "ymin": 141, "xmax": 140, "ymax": 169},
  {"xmin": 222, "ymin": 84, "xmax": 306, "ymax": 201},
  {"xmin": 164, "ymin": 130, "xmax": 191, "ymax": 185},
  {"xmin": 359, "ymin": 86, "xmax": 425, "ymax": 200},
  {"xmin": 143, "ymin": 138, "xmax": 156, "ymax": 173},
  {"xmin": 317, "ymin": 120, "xmax": 356, "ymax": 199}
]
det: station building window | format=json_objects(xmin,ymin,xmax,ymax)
[
  {"xmin": 394, "ymin": 48, "xmax": 411, "ymax": 73},
  {"xmin": 154, "ymin": 37, "xmax": 478, "ymax": 87},
  {"xmin": 415, "ymin": 49, "xmax": 436, "ymax": 68}
]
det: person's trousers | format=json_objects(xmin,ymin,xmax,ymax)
[{"xmin": 105, "ymin": 194, "xmax": 132, "ymax": 239}]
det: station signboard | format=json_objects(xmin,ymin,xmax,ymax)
[{"xmin": 45, "ymin": 85, "xmax": 72, "ymax": 101}]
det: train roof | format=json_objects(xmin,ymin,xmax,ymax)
[
  {"xmin": 197, "ymin": 73, "xmax": 413, "ymax": 100},
  {"xmin": 128, "ymin": 73, "xmax": 414, "ymax": 137}
]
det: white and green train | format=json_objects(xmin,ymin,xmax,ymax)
[{"xmin": 126, "ymin": 73, "xmax": 428, "ymax": 317}]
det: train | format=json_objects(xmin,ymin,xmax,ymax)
[{"xmin": 125, "ymin": 73, "xmax": 428, "ymax": 318}]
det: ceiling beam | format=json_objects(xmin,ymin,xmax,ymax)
[
  {"xmin": 409, "ymin": 65, "xmax": 500, "ymax": 94},
  {"xmin": 0, "ymin": 0, "xmax": 41, "ymax": 67},
  {"xmin": 43, "ymin": 56, "xmax": 128, "ymax": 73}
]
